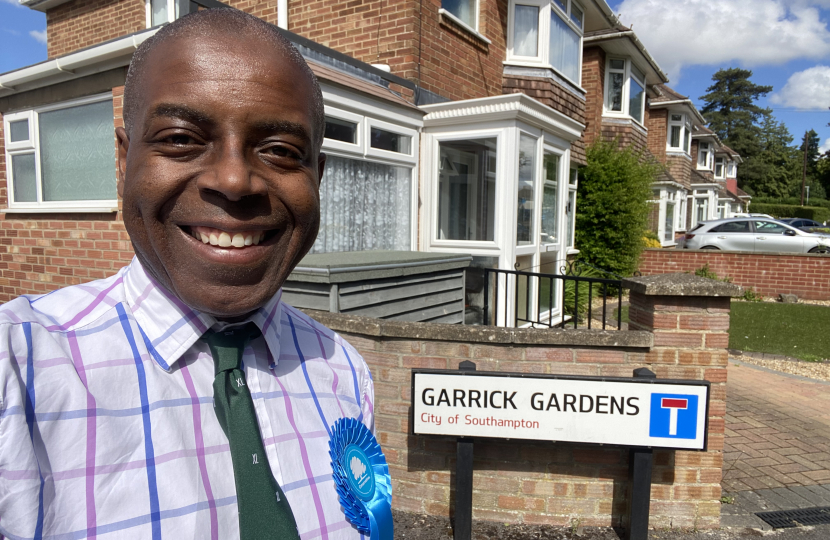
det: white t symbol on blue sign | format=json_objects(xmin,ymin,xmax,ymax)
[{"xmin": 649, "ymin": 393, "xmax": 698, "ymax": 439}]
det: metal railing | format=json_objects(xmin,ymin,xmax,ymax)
[{"xmin": 482, "ymin": 264, "xmax": 624, "ymax": 330}]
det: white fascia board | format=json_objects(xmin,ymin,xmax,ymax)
[
  {"xmin": 583, "ymin": 31, "xmax": 668, "ymax": 84},
  {"xmin": 21, "ymin": 0, "xmax": 72, "ymax": 13},
  {"xmin": 421, "ymin": 93, "xmax": 585, "ymax": 142},
  {"xmin": 320, "ymin": 82, "xmax": 424, "ymax": 129},
  {"xmin": 0, "ymin": 28, "xmax": 158, "ymax": 96},
  {"xmin": 651, "ymin": 179, "xmax": 686, "ymax": 190},
  {"xmin": 649, "ymin": 99, "xmax": 706, "ymax": 124}
]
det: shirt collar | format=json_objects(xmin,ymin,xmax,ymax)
[{"xmin": 123, "ymin": 257, "xmax": 283, "ymax": 372}]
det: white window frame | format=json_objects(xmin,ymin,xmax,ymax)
[
  {"xmin": 667, "ymin": 113, "xmax": 691, "ymax": 154},
  {"xmin": 3, "ymin": 93, "xmax": 119, "ymax": 213},
  {"xmin": 429, "ymin": 129, "xmax": 504, "ymax": 251},
  {"xmin": 366, "ymin": 117, "xmax": 418, "ymax": 164},
  {"xmin": 439, "ymin": 0, "xmax": 489, "ymax": 41},
  {"xmin": 145, "ymin": 0, "xmax": 188, "ymax": 27},
  {"xmin": 506, "ymin": 0, "xmax": 584, "ymax": 87},
  {"xmin": 727, "ymin": 160, "xmax": 736, "ymax": 177},
  {"xmin": 697, "ymin": 141, "xmax": 712, "ymax": 170},
  {"xmin": 565, "ymin": 166, "xmax": 578, "ymax": 251},
  {"xmin": 319, "ymin": 97, "xmax": 420, "ymax": 253},
  {"xmin": 603, "ymin": 58, "xmax": 646, "ymax": 125},
  {"xmin": 714, "ymin": 157, "xmax": 725, "ymax": 179}
]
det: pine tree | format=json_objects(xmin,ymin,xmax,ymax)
[{"xmin": 699, "ymin": 68, "xmax": 777, "ymax": 194}]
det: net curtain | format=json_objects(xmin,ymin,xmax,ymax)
[{"xmin": 312, "ymin": 155, "xmax": 412, "ymax": 253}]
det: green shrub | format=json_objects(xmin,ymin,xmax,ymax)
[
  {"xmin": 749, "ymin": 203, "xmax": 830, "ymax": 223},
  {"xmin": 575, "ymin": 140, "xmax": 657, "ymax": 277}
]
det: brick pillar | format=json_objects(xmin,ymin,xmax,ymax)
[{"xmin": 623, "ymin": 273, "xmax": 741, "ymax": 529}]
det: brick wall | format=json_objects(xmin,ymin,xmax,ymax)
[
  {"xmin": 502, "ymin": 76, "xmax": 587, "ymax": 166},
  {"xmin": 646, "ymin": 108, "xmax": 667, "ymax": 164},
  {"xmin": 47, "ymin": 0, "xmax": 145, "ymax": 58},
  {"xmin": 581, "ymin": 46, "xmax": 604, "ymax": 148},
  {"xmin": 0, "ymin": 87, "xmax": 134, "ymax": 303},
  {"xmin": 639, "ymin": 248, "xmax": 830, "ymax": 300},
  {"xmin": 289, "ymin": 0, "xmax": 507, "ymax": 101},
  {"xmin": 308, "ymin": 276, "xmax": 730, "ymax": 529}
]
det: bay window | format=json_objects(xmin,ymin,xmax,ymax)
[
  {"xmin": 604, "ymin": 58, "xmax": 646, "ymax": 123},
  {"xmin": 697, "ymin": 141, "xmax": 712, "ymax": 170},
  {"xmin": 508, "ymin": 0, "xmax": 584, "ymax": 85},
  {"xmin": 566, "ymin": 167, "xmax": 577, "ymax": 248},
  {"xmin": 727, "ymin": 161, "xmax": 736, "ymax": 177},
  {"xmin": 667, "ymin": 113, "xmax": 691, "ymax": 154},
  {"xmin": 3, "ymin": 94, "xmax": 117, "ymax": 211},
  {"xmin": 540, "ymin": 152, "xmax": 559, "ymax": 243}
]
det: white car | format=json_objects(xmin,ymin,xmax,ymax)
[{"xmin": 679, "ymin": 218, "xmax": 830, "ymax": 254}]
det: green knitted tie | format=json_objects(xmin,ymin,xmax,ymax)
[{"xmin": 205, "ymin": 324, "xmax": 300, "ymax": 540}]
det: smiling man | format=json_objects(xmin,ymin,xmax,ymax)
[{"xmin": 0, "ymin": 9, "xmax": 379, "ymax": 540}]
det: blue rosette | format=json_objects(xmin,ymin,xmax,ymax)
[{"xmin": 329, "ymin": 417, "xmax": 393, "ymax": 540}]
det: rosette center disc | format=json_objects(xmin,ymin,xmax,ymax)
[{"xmin": 342, "ymin": 444, "xmax": 376, "ymax": 502}]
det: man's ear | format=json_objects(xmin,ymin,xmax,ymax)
[
  {"xmin": 115, "ymin": 126, "xmax": 130, "ymax": 199},
  {"xmin": 317, "ymin": 152, "xmax": 327, "ymax": 187}
]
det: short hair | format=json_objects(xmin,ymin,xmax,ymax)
[{"xmin": 123, "ymin": 8, "xmax": 325, "ymax": 151}]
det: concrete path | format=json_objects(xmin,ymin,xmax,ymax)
[{"xmin": 721, "ymin": 359, "xmax": 830, "ymax": 530}]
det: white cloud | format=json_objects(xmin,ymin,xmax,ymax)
[
  {"xmin": 821, "ymin": 138, "xmax": 830, "ymax": 153},
  {"xmin": 29, "ymin": 29, "xmax": 46, "ymax": 44},
  {"xmin": 0, "ymin": 0, "xmax": 23, "ymax": 6},
  {"xmin": 616, "ymin": 0, "xmax": 830, "ymax": 81},
  {"xmin": 770, "ymin": 65, "xmax": 830, "ymax": 108}
]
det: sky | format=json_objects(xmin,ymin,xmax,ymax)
[
  {"xmin": 0, "ymin": 0, "xmax": 47, "ymax": 74},
  {"xmin": 610, "ymin": 0, "xmax": 830, "ymax": 152},
  {"xmin": 2, "ymin": 0, "xmax": 830, "ymax": 152}
]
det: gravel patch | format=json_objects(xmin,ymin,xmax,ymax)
[{"xmin": 729, "ymin": 351, "xmax": 830, "ymax": 381}]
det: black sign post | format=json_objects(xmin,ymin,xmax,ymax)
[
  {"xmin": 627, "ymin": 367, "xmax": 656, "ymax": 540},
  {"xmin": 454, "ymin": 360, "xmax": 476, "ymax": 540}
]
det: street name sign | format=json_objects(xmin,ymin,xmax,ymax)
[{"xmin": 411, "ymin": 370, "xmax": 710, "ymax": 450}]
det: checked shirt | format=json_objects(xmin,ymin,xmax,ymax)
[{"xmin": 0, "ymin": 258, "xmax": 374, "ymax": 540}]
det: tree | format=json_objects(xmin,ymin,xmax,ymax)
[
  {"xmin": 574, "ymin": 140, "xmax": 657, "ymax": 277},
  {"xmin": 699, "ymin": 68, "xmax": 773, "ymax": 149},
  {"xmin": 739, "ymin": 115, "xmax": 798, "ymax": 198},
  {"xmin": 699, "ymin": 68, "xmax": 775, "ymax": 192}
]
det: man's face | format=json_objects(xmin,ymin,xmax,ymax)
[{"xmin": 117, "ymin": 33, "xmax": 324, "ymax": 319}]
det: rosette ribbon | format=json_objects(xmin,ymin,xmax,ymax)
[{"xmin": 329, "ymin": 418, "xmax": 393, "ymax": 540}]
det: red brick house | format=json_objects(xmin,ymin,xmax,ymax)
[{"xmin": 0, "ymin": 0, "xmax": 741, "ymax": 309}]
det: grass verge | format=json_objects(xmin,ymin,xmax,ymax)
[{"xmin": 729, "ymin": 302, "xmax": 830, "ymax": 362}]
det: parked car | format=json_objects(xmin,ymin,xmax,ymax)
[
  {"xmin": 778, "ymin": 218, "xmax": 827, "ymax": 232},
  {"xmin": 730, "ymin": 213, "xmax": 775, "ymax": 219},
  {"xmin": 678, "ymin": 218, "xmax": 830, "ymax": 254}
]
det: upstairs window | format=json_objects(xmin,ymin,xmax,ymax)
[
  {"xmin": 604, "ymin": 58, "xmax": 646, "ymax": 123},
  {"xmin": 442, "ymin": 0, "xmax": 478, "ymax": 30},
  {"xmin": 508, "ymin": 0, "xmax": 584, "ymax": 85},
  {"xmin": 715, "ymin": 157, "xmax": 725, "ymax": 179},
  {"xmin": 727, "ymin": 161, "xmax": 736, "ymax": 177},
  {"xmin": 667, "ymin": 113, "xmax": 691, "ymax": 154},
  {"xmin": 697, "ymin": 141, "xmax": 712, "ymax": 169},
  {"xmin": 148, "ymin": 0, "xmax": 195, "ymax": 27}
]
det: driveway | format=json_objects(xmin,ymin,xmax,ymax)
[{"xmin": 721, "ymin": 359, "xmax": 830, "ymax": 531}]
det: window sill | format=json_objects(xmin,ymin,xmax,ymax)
[
  {"xmin": 503, "ymin": 61, "xmax": 586, "ymax": 95},
  {"xmin": 566, "ymin": 248, "xmax": 580, "ymax": 255},
  {"xmin": 438, "ymin": 9, "xmax": 491, "ymax": 44},
  {"xmin": 601, "ymin": 113, "xmax": 648, "ymax": 132},
  {"xmin": 3, "ymin": 206, "xmax": 119, "ymax": 214}
]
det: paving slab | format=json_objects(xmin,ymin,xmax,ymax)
[{"xmin": 724, "ymin": 361, "xmax": 830, "ymax": 494}]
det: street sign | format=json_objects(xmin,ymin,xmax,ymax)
[{"xmin": 411, "ymin": 370, "xmax": 710, "ymax": 451}]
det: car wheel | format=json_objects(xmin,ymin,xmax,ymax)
[
  {"xmin": 701, "ymin": 246, "xmax": 720, "ymax": 250},
  {"xmin": 809, "ymin": 246, "xmax": 830, "ymax": 254}
]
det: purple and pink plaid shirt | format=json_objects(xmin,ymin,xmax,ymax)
[{"xmin": 0, "ymin": 258, "xmax": 374, "ymax": 540}]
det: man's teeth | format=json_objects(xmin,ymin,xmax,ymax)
[{"xmin": 191, "ymin": 226, "xmax": 266, "ymax": 248}]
